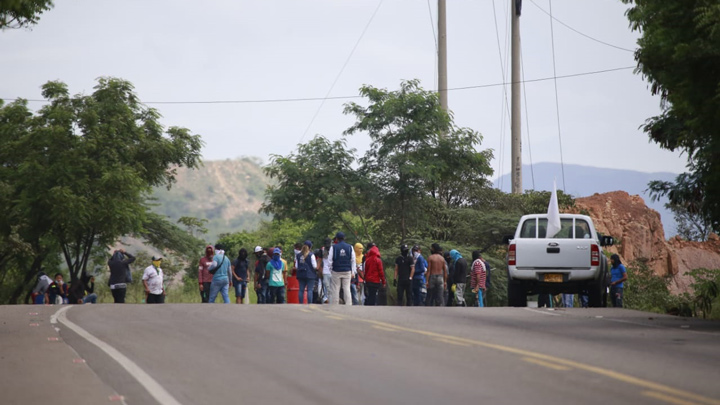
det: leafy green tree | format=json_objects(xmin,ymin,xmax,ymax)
[
  {"xmin": 648, "ymin": 174, "xmax": 712, "ymax": 241},
  {"xmin": 622, "ymin": 0, "xmax": 720, "ymax": 232},
  {"xmin": 0, "ymin": 78, "xmax": 203, "ymax": 297},
  {"xmin": 686, "ymin": 268, "xmax": 720, "ymax": 318},
  {"xmin": 0, "ymin": 0, "xmax": 53, "ymax": 29}
]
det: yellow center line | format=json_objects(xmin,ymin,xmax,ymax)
[
  {"xmin": 298, "ymin": 308, "xmax": 312, "ymax": 313},
  {"xmin": 305, "ymin": 306, "xmax": 719, "ymax": 405},
  {"xmin": 325, "ymin": 315, "xmax": 345, "ymax": 320},
  {"xmin": 522, "ymin": 357, "xmax": 571, "ymax": 371},
  {"xmin": 433, "ymin": 337, "xmax": 470, "ymax": 347},
  {"xmin": 643, "ymin": 391, "xmax": 701, "ymax": 405},
  {"xmin": 372, "ymin": 325, "xmax": 398, "ymax": 332}
]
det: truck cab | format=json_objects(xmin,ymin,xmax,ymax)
[{"xmin": 505, "ymin": 214, "xmax": 614, "ymax": 307}]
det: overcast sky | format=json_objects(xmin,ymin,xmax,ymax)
[{"xmin": 1, "ymin": 0, "xmax": 689, "ymax": 192}]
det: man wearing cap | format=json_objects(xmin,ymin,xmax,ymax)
[
  {"xmin": 253, "ymin": 246, "xmax": 270, "ymax": 304},
  {"xmin": 143, "ymin": 256, "xmax": 166, "ymax": 304},
  {"xmin": 411, "ymin": 245, "xmax": 427, "ymax": 306},
  {"xmin": 208, "ymin": 244, "xmax": 232, "ymax": 304},
  {"xmin": 327, "ymin": 232, "xmax": 356, "ymax": 306}
]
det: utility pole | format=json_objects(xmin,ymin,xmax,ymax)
[
  {"xmin": 438, "ymin": 0, "xmax": 448, "ymax": 116},
  {"xmin": 511, "ymin": 0, "xmax": 522, "ymax": 194}
]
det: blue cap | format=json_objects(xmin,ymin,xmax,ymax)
[
  {"xmin": 304, "ymin": 240, "xmax": 313, "ymax": 247},
  {"xmin": 273, "ymin": 248, "xmax": 281, "ymax": 255},
  {"xmin": 335, "ymin": 231, "xmax": 345, "ymax": 240}
]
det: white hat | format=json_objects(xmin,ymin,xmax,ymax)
[{"xmin": 254, "ymin": 246, "xmax": 263, "ymax": 253}]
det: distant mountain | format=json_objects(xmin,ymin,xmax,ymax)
[
  {"xmin": 495, "ymin": 163, "xmax": 680, "ymax": 238},
  {"xmin": 150, "ymin": 157, "xmax": 270, "ymax": 242}
]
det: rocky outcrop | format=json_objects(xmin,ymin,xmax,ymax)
[{"xmin": 572, "ymin": 191, "xmax": 720, "ymax": 294}]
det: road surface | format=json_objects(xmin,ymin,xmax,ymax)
[{"xmin": 3, "ymin": 304, "xmax": 720, "ymax": 405}]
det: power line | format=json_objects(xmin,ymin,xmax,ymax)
[
  {"xmin": 528, "ymin": 0, "xmax": 634, "ymax": 53},
  {"xmin": 2, "ymin": 66, "xmax": 634, "ymax": 106},
  {"xmin": 548, "ymin": 0, "xmax": 567, "ymax": 192},
  {"xmin": 298, "ymin": 0, "xmax": 385, "ymax": 143},
  {"xmin": 491, "ymin": 0, "xmax": 511, "ymax": 191}
]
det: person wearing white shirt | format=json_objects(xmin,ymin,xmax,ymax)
[{"xmin": 143, "ymin": 255, "xmax": 165, "ymax": 304}]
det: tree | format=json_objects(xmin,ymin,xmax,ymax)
[
  {"xmin": 0, "ymin": 78, "xmax": 203, "ymax": 294},
  {"xmin": 622, "ymin": 1, "xmax": 720, "ymax": 232},
  {"xmin": 0, "ymin": 0, "xmax": 53, "ymax": 29},
  {"xmin": 648, "ymin": 173, "xmax": 712, "ymax": 241}
]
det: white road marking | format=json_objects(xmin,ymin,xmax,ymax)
[
  {"xmin": 52, "ymin": 306, "xmax": 183, "ymax": 405},
  {"xmin": 522, "ymin": 307, "xmax": 562, "ymax": 316}
]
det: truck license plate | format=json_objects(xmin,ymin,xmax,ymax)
[{"xmin": 544, "ymin": 274, "xmax": 563, "ymax": 283}]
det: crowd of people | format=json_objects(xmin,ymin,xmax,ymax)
[{"xmin": 196, "ymin": 231, "xmax": 492, "ymax": 307}]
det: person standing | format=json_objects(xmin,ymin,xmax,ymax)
[
  {"xmin": 232, "ymin": 248, "xmax": 250, "ymax": 304},
  {"xmin": 449, "ymin": 250, "xmax": 468, "ymax": 307},
  {"xmin": 425, "ymin": 243, "xmax": 447, "ymax": 306},
  {"xmin": 443, "ymin": 251, "xmax": 454, "ymax": 306},
  {"xmin": 198, "ymin": 245, "xmax": 215, "ymax": 303},
  {"xmin": 142, "ymin": 256, "xmax": 166, "ymax": 304},
  {"xmin": 351, "ymin": 243, "xmax": 364, "ymax": 305},
  {"xmin": 328, "ymin": 232, "xmax": 355, "ymax": 306},
  {"xmin": 266, "ymin": 248, "xmax": 287, "ymax": 303},
  {"xmin": 320, "ymin": 238, "xmax": 332, "ymax": 304},
  {"xmin": 253, "ymin": 246, "xmax": 270, "ymax": 304},
  {"xmin": 411, "ymin": 245, "xmax": 427, "ymax": 306},
  {"xmin": 107, "ymin": 249, "xmax": 136, "ymax": 304},
  {"xmin": 363, "ymin": 244, "xmax": 385, "ymax": 306},
  {"xmin": 296, "ymin": 241, "xmax": 318, "ymax": 304},
  {"xmin": 470, "ymin": 251, "xmax": 487, "ymax": 307},
  {"xmin": 208, "ymin": 245, "xmax": 232, "ymax": 304},
  {"xmin": 609, "ymin": 254, "xmax": 627, "ymax": 308},
  {"xmin": 394, "ymin": 245, "xmax": 415, "ymax": 306}
]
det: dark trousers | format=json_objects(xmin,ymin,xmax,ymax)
[
  {"xmin": 412, "ymin": 279, "xmax": 426, "ymax": 306},
  {"xmin": 268, "ymin": 286, "xmax": 285, "ymax": 304},
  {"xmin": 365, "ymin": 282, "xmax": 381, "ymax": 306},
  {"xmin": 298, "ymin": 278, "xmax": 315, "ymax": 304},
  {"xmin": 200, "ymin": 282, "xmax": 211, "ymax": 303},
  {"xmin": 255, "ymin": 280, "xmax": 268, "ymax": 304},
  {"xmin": 147, "ymin": 293, "xmax": 165, "ymax": 304},
  {"xmin": 111, "ymin": 288, "xmax": 126, "ymax": 304},
  {"xmin": 610, "ymin": 286, "xmax": 623, "ymax": 308},
  {"xmin": 396, "ymin": 280, "xmax": 413, "ymax": 306}
]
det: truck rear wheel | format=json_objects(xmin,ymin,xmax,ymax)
[
  {"xmin": 508, "ymin": 281, "xmax": 527, "ymax": 307},
  {"xmin": 587, "ymin": 273, "xmax": 607, "ymax": 308}
]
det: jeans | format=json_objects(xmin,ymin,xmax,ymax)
[
  {"xmin": 147, "ymin": 293, "xmax": 165, "ymax": 304},
  {"xmin": 255, "ymin": 279, "xmax": 268, "ymax": 304},
  {"xmin": 454, "ymin": 283, "xmax": 466, "ymax": 306},
  {"xmin": 350, "ymin": 283, "xmax": 359, "ymax": 305},
  {"xmin": 580, "ymin": 293, "xmax": 589, "ymax": 308},
  {"xmin": 200, "ymin": 282, "xmax": 211, "ymax": 303},
  {"xmin": 111, "ymin": 288, "xmax": 126, "ymax": 304},
  {"xmin": 476, "ymin": 289, "xmax": 484, "ymax": 307},
  {"xmin": 209, "ymin": 278, "xmax": 230, "ymax": 303},
  {"xmin": 610, "ymin": 286, "xmax": 623, "ymax": 308},
  {"xmin": 426, "ymin": 275, "xmax": 445, "ymax": 306},
  {"xmin": 268, "ymin": 286, "xmax": 285, "ymax": 304},
  {"xmin": 83, "ymin": 293, "xmax": 97, "ymax": 304},
  {"xmin": 396, "ymin": 280, "xmax": 412, "ymax": 306},
  {"xmin": 331, "ymin": 271, "xmax": 352, "ymax": 306},
  {"xmin": 298, "ymin": 278, "xmax": 315, "ymax": 304},
  {"xmin": 322, "ymin": 275, "xmax": 331, "ymax": 303},
  {"xmin": 234, "ymin": 282, "xmax": 247, "ymax": 299},
  {"xmin": 365, "ymin": 282, "xmax": 381, "ymax": 306},
  {"xmin": 412, "ymin": 279, "xmax": 426, "ymax": 306},
  {"xmin": 562, "ymin": 294, "xmax": 574, "ymax": 308}
]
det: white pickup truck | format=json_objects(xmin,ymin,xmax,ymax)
[{"xmin": 504, "ymin": 213, "xmax": 614, "ymax": 307}]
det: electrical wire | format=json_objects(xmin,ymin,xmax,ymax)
[
  {"xmin": 2, "ymin": 66, "xmax": 634, "ymax": 106},
  {"xmin": 548, "ymin": 0, "xmax": 567, "ymax": 192},
  {"xmin": 491, "ymin": 0, "xmax": 511, "ymax": 190},
  {"xmin": 528, "ymin": 0, "xmax": 634, "ymax": 53},
  {"xmin": 427, "ymin": 0, "xmax": 438, "ymax": 91},
  {"xmin": 298, "ymin": 0, "xmax": 385, "ymax": 143}
]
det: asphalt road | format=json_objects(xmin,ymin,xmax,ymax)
[{"xmin": 4, "ymin": 304, "xmax": 720, "ymax": 405}]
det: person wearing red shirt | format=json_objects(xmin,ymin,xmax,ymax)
[{"xmin": 363, "ymin": 244, "xmax": 386, "ymax": 306}]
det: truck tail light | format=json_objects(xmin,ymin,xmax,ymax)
[
  {"xmin": 508, "ymin": 244, "xmax": 516, "ymax": 266},
  {"xmin": 591, "ymin": 244, "xmax": 600, "ymax": 266}
]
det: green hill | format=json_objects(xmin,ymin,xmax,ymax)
[{"xmin": 150, "ymin": 157, "xmax": 270, "ymax": 242}]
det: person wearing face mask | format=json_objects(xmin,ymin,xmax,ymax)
[
  {"xmin": 142, "ymin": 256, "xmax": 166, "ymax": 304},
  {"xmin": 449, "ymin": 250, "xmax": 468, "ymax": 307},
  {"xmin": 394, "ymin": 245, "xmax": 415, "ymax": 306},
  {"xmin": 411, "ymin": 245, "xmax": 427, "ymax": 306},
  {"xmin": 253, "ymin": 246, "xmax": 270, "ymax": 304},
  {"xmin": 198, "ymin": 245, "xmax": 215, "ymax": 303},
  {"xmin": 266, "ymin": 248, "xmax": 287, "ymax": 304},
  {"xmin": 232, "ymin": 248, "xmax": 250, "ymax": 304},
  {"xmin": 47, "ymin": 273, "xmax": 69, "ymax": 305},
  {"xmin": 108, "ymin": 249, "xmax": 136, "ymax": 304}
]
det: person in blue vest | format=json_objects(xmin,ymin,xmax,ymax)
[
  {"xmin": 328, "ymin": 232, "xmax": 356, "ymax": 306},
  {"xmin": 295, "ymin": 240, "xmax": 318, "ymax": 304},
  {"xmin": 411, "ymin": 245, "xmax": 427, "ymax": 306}
]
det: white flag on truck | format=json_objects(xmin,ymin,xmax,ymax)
[{"xmin": 546, "ymin": 179, "xmax": 561, "ymax": 238}]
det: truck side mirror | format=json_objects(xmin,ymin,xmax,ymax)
[
  {"xmin": 600, "ymin": 235, "xmax": 614, "ymax": 247},
  {"xmin": 502, "ymin": 235, "xmax": 513, "ymax": 245}
]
